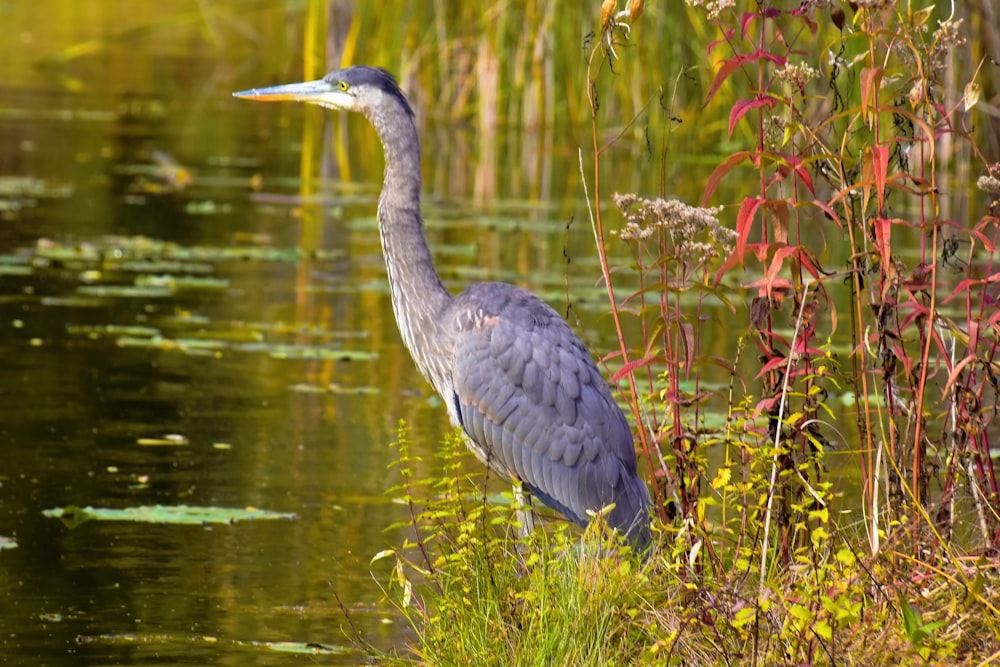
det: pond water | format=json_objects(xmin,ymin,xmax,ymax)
[{"xmin": 1, "ymin": 4, "xmax": 659, "ymax": 665}]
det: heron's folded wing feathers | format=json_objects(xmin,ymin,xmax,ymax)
[{"xmin": 449, "ymin": 283, "xmax": 650, "ymax": 539}]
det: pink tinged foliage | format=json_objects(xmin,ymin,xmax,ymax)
[
  {"xmin": 705, "ymin": 50, "xmax": 787, "ymax": 106},
  {"xmin": 942, "ymin": 270, "xmax": 1000, "ymax": 305},
  {"xmin": 702, "ymin": 151, "xmax": 751, "ymax": 206},
  {"xmin": 610, "ymin": 353, "xmax": 658, "ymax": 384},
  {"xmin": 729, "ymin": 95, "xmax": 778, "ymax": 138},
  {"xmin": 761, "ymin": 152, "xmax": 815, "ymax": 196},
  {"xmin": 740, "ymin": 8, "xmax": 782, "ymax": 39}
]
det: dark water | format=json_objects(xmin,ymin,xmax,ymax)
[
  {"xmin": 0, "ymin": 139, "xmax": 420, "ymax": 663},
  {"xmin": 0, "ymin": 5, "xmax": 640, "ymax": 665}
]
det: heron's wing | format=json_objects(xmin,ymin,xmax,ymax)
[{"xmin": 449, "ymin": 284, "xmax": 650, "ymax": 541}]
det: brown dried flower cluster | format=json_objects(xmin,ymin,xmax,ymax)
[
  {"xmin": 930, "ymin": 18, "xmax": 966, "ymax": 76},
  {"xmin": 612, "ymin": 193, "xmax": 733, "ymax": 264}
]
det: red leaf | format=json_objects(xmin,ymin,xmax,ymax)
[
  {"xmin": 765, "ymin": 245, "xmax": 798, "ymax": 282},
  {"xmin": 706, "ymin": 50, "xmax": 786, "ymax": 106},
  {"xmin": 860, "ymin": 67, "xmax": 882, "ymax": 119},
  {"xmin": 706, "ymin": 28, "xmax": 736, "ymax": 55},
  {"xmin": 680, "ymin": 322, "xmax": 695, "ymax": 375},
  {"xmin": 794, "ymin": 246, "xmax": 824, "ymax": 281},
  {"xmin": 872, "ymin": 216, "xmax": 892, "ymax": 265},
  {"xmin": 742, "ymin": 8, "xmax": 783, "ymax": 37},
  {"xmin": 610, "ymin": 353, "xmax": 658, "ymax": 383},
  {"xmin": 942, "ymin": 270, "xmax": 1000, "ymax": 305},
  {"xmin": 810, "ymin": 199, "xmax": 843, "ymax": 230},
  {"xmin": 755, "ymin": 354, "xmax": 788, "ymax": 379},
  {"xmin": 762, "ymin": 152, "xmax": 815, "ymax": 195},
  {"xmin": 871, "ymin": 145, "xmax": 889, "ymax": 211},
  {"xmin": 735, "ymin": 196, "xmax": 762, "ymax": 261},
  {"xmin": 728, "ymin": 95, "xmax": 778, "ymax": 138},
  {"xmin": 788, "ymin": 154, "xmax": 815, "ymax": 195},
  {"xmin": 713, "ymin": 244, "xmax": 746, "ymax": 286},
  {"xmin": 701, "ymin": 151, "xmax": 751, "ymax": 206},
  {"xmin": 759, "ymin": 50, "xmax": 787, "ymax": 67},
  {"xmin": 942, "ymin": 354, "xmax": 977, "ymax": 397},
  {"xmin": 705, "ymin": 55, "xmax": 748, "ymax": 105},
  {"xmin": 789, "ymin": 4, "xmax": 818, "ymax": 32}
]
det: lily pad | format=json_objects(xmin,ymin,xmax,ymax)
[
  {"xmin": 77, "ymin": 285, "xmax": 173, "ymax": 298},
  {"xmin": 0, "ymin": 265, "xmax": 32, "ymax": 276},
  {"xmin": 43, "ymin": 505, "xmax": 296, "ymax": 528},
  {"xmin": 136, "ymin": 433, "xmax": 189, "ymax": 446},
  {"xmin": 134, "ymin": 275, "xmax": 229, "ymax": 290},
  {"xmin": 261, "ymin": 641, "xmax": 347, "ymax": 654},
  {"xmin": 75, "ymin": 632, "xmax": 350, "ymax": 656},
  {"xmin": 235, "ymin": 341, "xmax": 377, "ymax": 362},
  {"xmin": 289, "ymin": 382, "xmax": 380, "ymax": 395},
  {"xmin": 66, "ymin": 324, "xmax": 162, "ymax": 338},
  {"xmin": 39, "ymin": 296, "xmax": 109, "ymax": 308}
]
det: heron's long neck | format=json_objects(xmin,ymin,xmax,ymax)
[{"xmin": 369, "ymin": 103, "xmax": 453, "ymax": 391}]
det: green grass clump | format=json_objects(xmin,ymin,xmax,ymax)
[
  {"xmin": 365, "ymin": 426, "xmax": 999, "ymax": 666},
  {"xmin": 374, "ymin": 424, "xmax": 665, "ymax": 666}
]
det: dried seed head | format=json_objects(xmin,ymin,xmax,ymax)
[
  {"xmin": 976, "ymin": 174, "xmax": 1000, "ymax": 198},
  {"xmin": 684, "ymin": 0, "xmax": 736, "ymax": 20},
  {"xmin": 612, "ymin": 192, "xmax": 733, "ymax": 264}
]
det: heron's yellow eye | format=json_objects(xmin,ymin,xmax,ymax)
[{"xmin": 338, "ymin": 81, "xmax": 349, "ymax": 91}]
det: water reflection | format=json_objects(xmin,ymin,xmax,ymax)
[
  {"xmin": 3, "ymin": 25, "xmax": 381, "ymax": 667},
  {"xmin": 0, "ymin": 6, "xmax": 632, "ymax": 665}
]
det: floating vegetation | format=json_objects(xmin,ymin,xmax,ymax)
[
  {"xmin": 0, "ymin": 176, "xmax": 74, "ymax": 199},
  {"xmin": 158, "ymin": 311, "xmax": 212, "ymax": 327},
  {"xmin": 136, "ymin": 434, "xmax": 190, "ymax": 447},
  {"xmin": 74, "ymin": 633, "xmax": 349, "ymax": 656},
  {"xmin": 0, "ymin": 254, "xmax": 29, "ymax": 266},
  {"xmin": 117, "ymin": 260, "xmax": 215, "ymax": 274},
  {"xmin": 184, "ymin": 200, "xmax": 231, "ymax": 216},
  {"xmin": 66, "ymin": 324, "xmax": 161, "ymax": 338},
  {"xmin": 263, "ymin": 641, "xmax": 347, "ymax": 655},
  {"xmin": 241, "ymin": 319, "xmax": 369, "ymax": 339},
  {"xmin": 43, "ymin": 505, "xmax": 297, "ymax": 528},
  {"xmin": 239, "ymin": 342, "xmax": 377, "ymax": 362},
  {"xmin": 134, "ymin": 274, "xmax": 229, "ymax": 291},
  {"xmin": 28, "ymin": 235, "xmax": 343, "ymax": 267},
  {"xmin": 0, "ymin": 263, "xmax": 31, "ymax": 276},
  {"xmin": 345, "ymin": 214, "xmax": 569, "ymax": 235},
  {"xmin": 289, "ymin": 382, "xmax": 379, "ymax": 395},
  {"xmin": 117, "ymin": 335, "xmax": 228, "ymax": 355},
  {"xmin": 69, "ymin": 325, "xmax": 377, "ymax": 362},
  {"xmin": 76, "ymin": 284, "xmax": 174, "ymax": 299},
  {"xmin": 40, "ymin": 296, "xmax": 110, "ymax": 308}
]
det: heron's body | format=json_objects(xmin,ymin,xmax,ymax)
[{"xmin": 235, "ymin": 66, "xmax": 652, "ymax": 548}]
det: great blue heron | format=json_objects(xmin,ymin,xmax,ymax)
[{"xmin": 233, "ymin": 66, "xmax": 652, "ymax": 549}]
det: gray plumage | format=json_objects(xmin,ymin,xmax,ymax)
[{"xmin": 234, "ymin": 66, "xmax": 652, "ymax": 548}]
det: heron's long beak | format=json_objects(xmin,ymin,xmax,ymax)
[{"xmin": 232, "ymin": 80, "xmax": 351, "ymax": 110}]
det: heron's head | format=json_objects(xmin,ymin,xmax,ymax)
[{"xmin": 233, "ymin": 66, "xmax": 414, "ymax": 119}]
